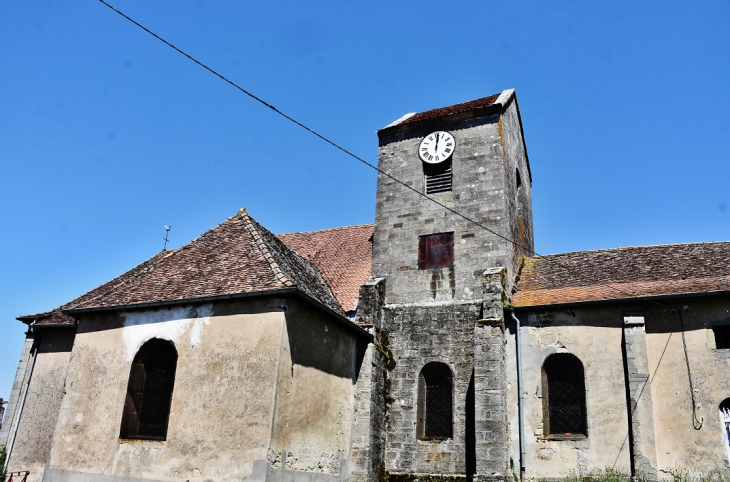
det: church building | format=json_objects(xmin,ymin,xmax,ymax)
[{"xmin": 3, "ymin": 89, "xmax": 730, "ymax": 482}]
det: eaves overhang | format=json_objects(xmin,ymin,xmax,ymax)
[
  {"xmin": 510, "ymin": 289, "xmax": 730, "ymax": 312},
  {"xmin": 61, "ymin": 287, "xmax": 372, "ymax": 340}
]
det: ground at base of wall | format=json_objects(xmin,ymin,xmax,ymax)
[
  {"xmin": 380, "ymin": 473, "xmax": 468, "ymax": 482},
  {"xmin": 528, "ymin": 467, "xmax": 730, "ymax": 482}
]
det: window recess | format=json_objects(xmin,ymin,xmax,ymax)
[
  {"xmin": 418, "ymin": 232, "xmax": 454, "ymax": 270},
  {"xmin": 120, "ymin": 338, "xmax": 178, "ymax": 441},
  {"xmin": 424, "ymin": 160, "xmax": 452, "ymax": 194},
  {"xmin": 542, "ymin": 353, "xmax": 587, "ymax": 437},
  {"xmin": 417, "ymin": 362, "xmax": 453, "ymax": 440},
  {"xmin": 714, "ymin": 326, "xmax": 730, "ymax": 349}
]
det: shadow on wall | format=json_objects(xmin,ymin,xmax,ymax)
[
  {"xmin": 285, "ymin": 300, "xmax": 367, "ymax": 382},
  {"xmin": 509, "ymin": 298, "xmax": 730, "ymax": 335}
]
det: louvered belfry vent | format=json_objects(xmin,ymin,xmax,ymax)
[{"xmin": 424, "ymin": 160, "xmax": 452, "ymax": 194}]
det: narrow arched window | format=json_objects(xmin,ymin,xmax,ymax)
[
  {"xmin": 719, "ymin": 399, "xmax": 730, "ymax": 463},
  {"xmin": 417, "ymin": 362, "xmax": 453, "ymax": 439},
  {"xmin": 516, "ymin": 167, "xmax": 522, "ymax": 190},
  {"xmin": 120, "ymin": 338, "xmax": 177, "ymax": 440},
  {"xmin": 542, "ymin": 353, "xmax": 586, "ymax": 436}
]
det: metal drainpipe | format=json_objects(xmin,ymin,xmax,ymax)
[
  {"xmin": 5, "ymin": 325, "xmax": 40, "ymax": 473},
  {"xmin": 510, "ymin": 310, "xmax": 526, "ymax": 482}
]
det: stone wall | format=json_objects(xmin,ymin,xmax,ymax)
[
  {"xmin": 372, "ymin": 94, "xmax": 530, "ymax": 479},
  {"xmin": 373, "ymin": 96, "xmax": 533, "ymax": 305},
  {"xmin": 0, "ymin": 334, "xmax": 34, "ymax": 449},
  {"xmin": 382, "ymin": 301, "xmax": 480, "ymax": 476},
  {"xmin": 3, "ymin": 328, "xmax": 75, "ymax": 481}
]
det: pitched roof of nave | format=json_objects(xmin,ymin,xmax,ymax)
[
  {"xmin": 513, "ymin": 241, "xmax": 730, "ymax": 307},
  {"xmin": 20, "ymin": 209, "xmax": 372, "ymax": 326},
  {"xmin": 277, "ymin": 224, "xmax": 374, "ymax": 313}
]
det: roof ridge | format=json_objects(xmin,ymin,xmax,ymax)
[
  {"xmin": 237, "ymin": 208, "xmax": 294, "ymax": 287},
  {"xmin": 527, "ymin": 240, "xmax": 730, "ymax": 259},
  {"xmin": 277, "ymin": 223, "xmax": 375, "ymax": 236}
]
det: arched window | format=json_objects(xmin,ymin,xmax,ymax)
[
  {"xmin": 120, "ymin": 338, "xmax": 178, "ymax": 440},
  {"xmin": 417, "ymin": 362, "xmax": 453, "ymax": 439},
  {"xmin": 516, "ymin": 167, "xmax": 522, "ymax": 190},
  {"xmin": 719, "ymin": 399, "xmax": 730, "ymax": 463},
  {"xmin": 542, "ymin": 353, "xmax": 586, "ymax": 436}
]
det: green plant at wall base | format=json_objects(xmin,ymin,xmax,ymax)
[
  {"xmin": 663, "ymin": 468, "xmax": 730, "ymax": 482},
  {"xmin": 0, "ymin": 443, "xmax": 6, "ymax": 479},
  {"xmin": 531, "ymin": 468, "xmax": 730, "ymax": 482},
  {"xmin": 375, "ymin": 327, "xmax": 396, "ymax": 407}
]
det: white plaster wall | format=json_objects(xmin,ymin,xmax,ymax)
[
  {"xmin": 268, "ymin": 299, "xmax": 358, "ymax": 478},
  {"xmin": 47, "ymin": 304, "xmax": 285, "ymax": 481},
  {"xmin": 512, "ymin": 309, "xmax": 631, "ymax": 478},
  {"xmin": 644, "ymin": 299, "xmax": 730, "ymax": 475}
]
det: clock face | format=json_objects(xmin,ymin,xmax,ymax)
[{"xmin": 419, "ymin": 131, "xmax": 456, "ymax": 164}]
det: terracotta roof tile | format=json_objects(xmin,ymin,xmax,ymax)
[
  {"xmin": 513, "ymin": 241, "xmax": 730, "ymax": 307},
  {"xmin": 17, "ymin": 309, "xmax": 75, "ymax": 326},
  {"xmin": 21, "ymin": 209, "xmax": 346, "ymax": 322},
  {"xmin": 400, "ymin": 93, "xmax": 501, "ymax": 126},
  {"xmin": 278, "ymin": 224, "xmax": 374, "ymax": 312}
]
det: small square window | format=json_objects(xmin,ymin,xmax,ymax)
[
  {"xmin": 714, "ymin": 326, "xmax": 730, "ymax": 349},
  {"xmin": 418, "ymin": 232, "xmax": 454, "ymax": 270}
]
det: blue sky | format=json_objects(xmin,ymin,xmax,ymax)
[{"xmin": 1, "ymin": 1, "xmax": 728, "ymax": 398}]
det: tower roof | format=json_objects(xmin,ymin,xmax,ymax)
[{"xmin": 380, "ymin": 88, "xmax": 515, "ymax": 131}]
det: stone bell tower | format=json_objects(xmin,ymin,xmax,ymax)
[{"xmin": 358, "ymin": 89, "xmax": 534, "ymax": 480}]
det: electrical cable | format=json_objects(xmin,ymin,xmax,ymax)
[
  {"xmin": 675, "ymin": 308, "xmax": 703, "ymax": 430},
  {"xmin": 95, "ymin": 1, "xmax": 710, "ymax": 458},
  {"xmin": 96, "ymin": 0, "xmax": 673, "ymax": 312}
]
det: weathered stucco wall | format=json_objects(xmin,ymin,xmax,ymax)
[
  {"xmin": 508, "ymin": 295, "xmax": 730, "ymax": 478},
  {"xmin": 267, "ymin": 297, "xmax": 361, "ymax": 480},
  {"xmin": 507, "ymin": 308, "xmax": 632, "ymax": 478},
  {"xmin": 46, "ymin": 299, "xmax": 286, "ymax": 482},
  {"xmin": 643, "ymin": 297, "xmax": 730, "ymax": 474},
  {"xmin": 4, "ymin": 328, "xmax": 75, "ymax": 481}
]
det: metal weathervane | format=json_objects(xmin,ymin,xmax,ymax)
[{"xmin": 162, "ymin": 225, "xmax": 171, "ymax": 251}]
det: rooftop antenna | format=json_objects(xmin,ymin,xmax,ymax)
[{"xmin": 162, "ymin": 225, "xmax": 171, "ymax": 251}]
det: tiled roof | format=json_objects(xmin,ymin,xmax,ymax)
[
  {"xmin": 20, "ymin": 209, "xmax": 346, "ymax": 323},
  {"xmin": 512, "ymin": 241, "xmax": 730, "ymax": 307},
  {"xmin": 400, "ymin": 93, "xmax": 501, "ymax": 125},
  {"xmin": 278, "ymin": 224, "xmax": 374, "ymax": 312},
  {"xmin": 18, "ymin": 309, "xmax": 75, "ymax": 326}
]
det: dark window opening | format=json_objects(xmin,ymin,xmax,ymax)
[
  {"xmin": 120, "ymin": 338, "xmax": 178, "ymax": 441},
  {"xmin": 714, "ymin": 326, "xmax": 730, "ymax": 349},
  {"xmin": 542, "ymin": 353, "xmax": 586, "ymax": 436},
  {"xmin": 424, "ymin": 160, "xmax": 452, "ymax": 194},
  {"xmin": 516, "ymin": 167, "xmax": 522, "ymax": 189},
  {"xmin": 418, "ymin": 232, "xmax": 454, "ymax": 270},
  {"xmin": 719, "ymin": 398, "xmax": 730, "ymax": 463},
  {"xmin": 417, "ymin": 362, "xmax": 453, "ymax": 439}
]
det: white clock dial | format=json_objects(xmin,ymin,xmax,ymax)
[{"xmin": 419, "ymin": 131, "xmax": 455, "ymax": 164}]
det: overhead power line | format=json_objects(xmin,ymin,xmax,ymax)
[
  {"xmin": 96, "ymin": 0, "xmax": 672, "ymax": 310},
  {"xmin": 100, "ymin": 0, "xmax": 709, "ymax": 436}
]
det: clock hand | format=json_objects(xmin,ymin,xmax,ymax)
[{"xmin": 435, "ymin": 132, "xmax": 440, "ymax": 153}]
